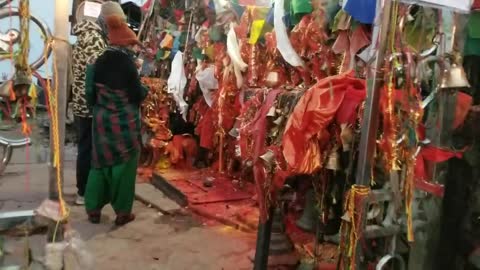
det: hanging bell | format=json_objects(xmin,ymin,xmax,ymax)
[
  {"xmin": 296, "ymin": 189, "xmax": 317, "ymax": 232},
  {"xmin": 272, "ymin": 115, "xmax": 284, "ymax": 125},
  {"xmin": 12, "ymin": 70, "xmax": 32, "ymax": 97},
  {"xmin": 440, "ymin": 54, "xmax": 470, "ymax": 89},
  {"xmin": 13, "ymin": 70, "xmax": 31, "ymax": 86},
  {"xmin": 269, "ymin": 207, "xmax": 294, "ymax": 255},
  {"xmin": 440, "ymin": 63, "xmax": 470, "ymax": 89},
  {"xmin": 266, "ymin": 106, "xmax": 276, "ymax": 117},
  {"xmin": 259, "ymin": 150, "xmax": 275, "ymax": 167},
  {"xmin": 228, "ymin": 127, "xmax": 239, "ymax": 138},
  {"xmin": 325, "ymin": 147, "xmax": 340, "ymax": 171},
  {"xmin": 270, "ymin": 126, "xmax": 280, "ymax": 138}
]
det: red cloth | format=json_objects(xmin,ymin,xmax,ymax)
[
  {"xmin": 252, "ymin": 89, "xmax": 283, "ymax": 223},
  {"xmin": 174, "ymin": 9, "xmax": 184, "ymax": 23},
  {"xmin": 195, "ymin": 91, "xmax": 241, "ymax": 150},
  {"xmin": 473, "ymin": 0, "xmax": 480, "ymax": 10},
  {"xmin": 414, "ymin": 146, "xmax": 463, "ymax": 180},
  {"xmin": 282, "ymin": 72, "xmax": 366, "ymax": 173},
  {"xmin": 414, "ymin": 146, "xmax": 465, "ymax": 197},
  {"xmin": 453, "ymin": 91, "xmax": 473, "ymax": 129},
  {"xmin": 166, "ymin": 135, "xmax": 198, "ymax": 169},
  {"xmin": 141, "ymin": 0, "xmax": 154, "ymax": 11},
  {"xmin": 336, "ymin": 87, "xmax": 366, "ymax": 125},
  {"xmin": 253, "ymin": 90, "xmax": 283, "ymax": 158},
  {"xmin": 238, "ymin": 90, "xmax": 265, "ymax": 161},
  {"xmin": 332, "ymin": 26, "xmax": 370, "ymax": 71},
  {"xmin": 196, "ymin": 108, "xmax": 215, "ymax": 149}
]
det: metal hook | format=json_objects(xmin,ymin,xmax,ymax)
[{"xmin": 376, "ymin": 254, "xmax": 406, "ymax": 270}]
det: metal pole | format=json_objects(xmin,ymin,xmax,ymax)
[
  {"xmin": 352, "ymin": 0, "xmax": 393, "ymax": 268},
  {"xmin": 355, "ymin": 0, "xmax": 393, "ymax": 186},
  {"xmin": 253, "ymin": 207, "xmax": 274, "ymax": 270},
  {"xmin": 47, "ymin": 0, "xmax": 69, "ymax": 243}
]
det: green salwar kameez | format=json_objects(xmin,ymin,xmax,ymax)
[
  {"xmin": 85, "ymin": 151, "xmax": 139, "ymax": 214},
  {"xmin": 83, "ymin": 46, "xmax": 147, "ymax": 220}
]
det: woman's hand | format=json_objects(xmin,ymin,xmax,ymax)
[{"xmin": 135, "ymin": 58, "xmax": 144, "ymax": 74}]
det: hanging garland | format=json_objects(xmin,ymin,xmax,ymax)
[{"xmin": 338, "ymin": 184, "xmax": 371, "ymax": 270}]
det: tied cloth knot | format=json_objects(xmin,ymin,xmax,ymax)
[{"xmin": 414, "ymin": 146, "xmax": 466, "ymax": 197}]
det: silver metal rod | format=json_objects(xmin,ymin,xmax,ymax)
[
  {"xmin": 355, "ymin": 0, "xmax": 394, "ymax": 186},
  {"xmin": 352, "ymin": 0, "xmax": 394, "ymax": 269}
]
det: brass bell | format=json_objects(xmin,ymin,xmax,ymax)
[
  {"xmin": 270, "ymin": 126, "xmax": 280, "ymax": 138},
  {"xmin": 296, "ymin": 189, "xmax": 317, "ymax": 232},
  {"xmin": 13, "ymin": 70, "xmax": 32, "ymax": 86},
  {"xmin": 272, "ymin": 115, "xmax": 284, "ymax": 125},
  {"xmin": 325, "ymin": 147, "xmax": 340, "ymax": 171},
  {"xmin": 266, "ymin": 106, "xmax": 276, "ymax": 117},
  {"xmin": 440, "ymin": 54, "xmax": 470, "ymax": 89},
  {"xmin": 259, "ymin": 150, "xmax": 275, "ymax": 166}
]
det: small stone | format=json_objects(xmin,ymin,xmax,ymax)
[{"xmin": 203, "ymin": 177, "xmax": 214, "ymax": 188}]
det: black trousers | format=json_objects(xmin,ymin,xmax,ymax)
[{"xmin": 75, "ymin": 116, "xmax": 92, "ymax": 196}]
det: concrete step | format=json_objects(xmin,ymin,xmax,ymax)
[{"xmin": 135, "ymin": 183, "xmax": 181, "ymax": 214}]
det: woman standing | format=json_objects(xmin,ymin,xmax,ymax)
[
  {"xmin": 71, "ymin": 2, "xmax": 126, "ymax": 205},
  {"xmin": 84, "ymin": 15, "xmax": 147, "ymax": 226}
]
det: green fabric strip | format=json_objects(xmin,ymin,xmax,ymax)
[{"xmin": 468, "ymin": 12, "xmax": 480, "ymax": 38}]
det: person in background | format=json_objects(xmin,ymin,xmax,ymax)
[
  {"xmin": 84, "ymin": 15, "xmax": 147, "ymax": 226},
  {"xmin": 71, "ymin": 2, "xmax": 126, "ymax": 205}
]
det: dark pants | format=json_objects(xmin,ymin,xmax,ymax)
[{"xmin": 75, "ymin": 116, "xmax": 92, "ymax": 196}]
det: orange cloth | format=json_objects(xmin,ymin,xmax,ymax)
[
  {"xmin": 166, "ymin": 135, "xmax": 198, "ymax": 168},
  {"xmin": 282, "ymin": 72, "xmax": 366, "ymax": 173},
  {"xmin": 106, "ymin": 15, "xmax": 139, "ymax": 46}
]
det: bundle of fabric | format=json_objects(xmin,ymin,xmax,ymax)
[
  {"xmin": 250, "ymin": 89, "xmax": 284, "ymax": 221},
  {"xmin": 290, "ymin": 14, "xmax": 337, "ymax": 84},
  {"xmin": 238, "ymin": 88, "xmax": 267, "ymax": 162},
  {"xmin": 243, "ymin": 88, "xmax": 305, "ymax": 222},
  {"xmin": 282, "ymin": 71, "xmax": 366, "ymax": 175},
  {"xmin": 165, "ymin": 134, "xmax": 198, "ymax": 169},
  {"xmin": 195, "ymin": 43, "xmax": 242, "ymax": 159},
  {"xmin": 138, "ymin": 78, "xmax": 172, "ymax": 174},
  {"xmin": 195, "ymin": 89, "xmax": 241, "ymax": 150}
]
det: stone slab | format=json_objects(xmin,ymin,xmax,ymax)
[{"xmin": 135, "ymin": 183, "xmax": 181, "ymax": 214}]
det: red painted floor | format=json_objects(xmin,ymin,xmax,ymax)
[{"xmin": 154, "ymin": 168, "xmax": 339, "ymax": 268}]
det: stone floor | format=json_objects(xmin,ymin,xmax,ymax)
[{"xmin": 0, "ymin": 145, "xmax": 256, "ymax": 270}]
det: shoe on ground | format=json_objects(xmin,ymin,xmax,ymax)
[
  {"xmin": 75, "ymin": 195, "xmax": 85, "ymax": 205},
  {"xmin": 115, "ymin": 214, "xmax": 135, "ymax": 226},
  {"xmin": 88, "ymin": 213, "xmax": 101, "ymax": 224}
]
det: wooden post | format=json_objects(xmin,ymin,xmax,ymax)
[{"xmin": 47, "ymin": 0, "xmax": 69, "ymax": 243}]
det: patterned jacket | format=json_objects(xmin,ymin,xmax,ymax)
[{"xmin": 72, "ymin": 20, "xmax": 107, "ymax": 117}]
